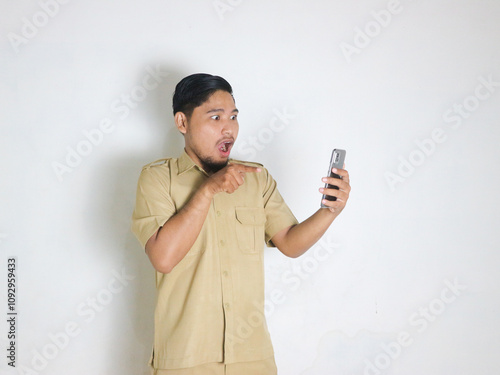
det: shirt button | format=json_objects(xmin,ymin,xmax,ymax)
[
  {"xmin": 222, "ymin": 270, "xmax": 228, "ymax": 277},
  {"xmin": 216, "ymin": 211, "xmax": 222, "ymax": 217},
  {"xmin": 220, "ymin": 240, "xmax": 225, "ymax": 246},
  {"xmin": 224, "ymin": 303, "xmax": 230, "ymax": 310}
]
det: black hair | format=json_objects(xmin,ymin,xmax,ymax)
[{"xmin": 172, "ymin": 73, "xmax": 234, "ymax": 119}]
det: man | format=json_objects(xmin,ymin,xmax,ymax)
[{"xmin": 131, "ymin": 73, "xmax": 351, "ymax": 375}]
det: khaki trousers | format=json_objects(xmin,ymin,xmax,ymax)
[{"xmin": 151, "ymin": 357, "xmax": 278, "ymax": 375}]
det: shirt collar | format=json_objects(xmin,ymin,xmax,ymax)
[{"xmin": 177, "ymin": 149, "xmax": 208, "ymax": 176}]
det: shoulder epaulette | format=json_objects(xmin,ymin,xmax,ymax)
[{"xmin": 142, "ymin": 158, "xmax": 171, "ymax": 170}]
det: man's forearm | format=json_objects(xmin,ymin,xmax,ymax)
[
  {"xmin": 276, "ymin": 209, "xmax": 338, "ymax": 258},
  {"xmin": 145, "ymin": 184, "xmax": 214, "ymax": 273}
]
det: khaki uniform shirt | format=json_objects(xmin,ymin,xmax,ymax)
[{"xmin": 131, "ymin": 150, "xmax": 299, "ymax": 370}]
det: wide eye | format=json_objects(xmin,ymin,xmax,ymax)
[{"xmin": 211, "ymin": 115, "xmax": 220, "ymax": 120}]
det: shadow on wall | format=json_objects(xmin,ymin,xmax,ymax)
[{"xmin": 86, "ymin": 64, "xmax": 187, "ymax": 374}]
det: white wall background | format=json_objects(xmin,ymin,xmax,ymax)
[{"xmin": 1, "ymin": 0, "xmax": 499, "ymax": 374}]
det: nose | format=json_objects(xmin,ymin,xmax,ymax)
[{"xmin": 221, "ymin": 117, "xmax": 238, "ymax": 136}]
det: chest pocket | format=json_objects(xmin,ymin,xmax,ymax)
[{"xmin": 235, "ymin": 207, "xmax": 266, "ymax": 253}]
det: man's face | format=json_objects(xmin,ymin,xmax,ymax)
[{"xmin": 182, "ymin": 90, "xmax": 239, "ymax": 174}]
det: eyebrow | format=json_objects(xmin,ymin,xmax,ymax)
[{"xmin": 206, "ymin": 108, "xmax": 239, "ymax": 114}]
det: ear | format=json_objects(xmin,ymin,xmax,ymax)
[{"xmin": 175, "ymin": 112, "xmax": 188, "ymax": 135}]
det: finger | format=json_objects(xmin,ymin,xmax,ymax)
[
  {"xmin": 322, "ymin": 177, "xmax": 349, "ymax": 191},
  {"xmin": 233, "ymin": 172, "xmax": 245, "ymax": 186},
  {"xmin": 223, "ymin": 179, "xmax": 239, "ymax": 194},
  {"xmin": 230, "ymin": 179, "xmax": 240, "ymax": 191},
  {"xmin": 231, "ymin": 163, "xmax": 262, "ymax": 173},
  {"xmin": 332, "ymin": 167, "xmax": 349, "ymax": 184},
  {"xmin": 321, "ymin": 198, "xmax": 345, "ymax": 209},
  {"xmin": 331, "ymin": 167, "xmax": 347, "ymax": 178},
  {"xmin": 227, "ymin": 166, "xmax": 246, "ymax": 184},
  {"xmin": 319, "ymin": 188, "xmax": 348, "ymax": 202}
]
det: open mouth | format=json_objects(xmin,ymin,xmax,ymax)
[{"xmin": 218, "ymin": 140, "xmax": 233, "ymax": 156}]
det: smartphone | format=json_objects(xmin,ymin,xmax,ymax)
[{"xmin": 321, "ymin": 149, "xmax": 346, "ymax": 208}]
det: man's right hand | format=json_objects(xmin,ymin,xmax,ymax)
[{"xmin": 203, "ymin": 163, "xmax": 261, "ymax": 196}]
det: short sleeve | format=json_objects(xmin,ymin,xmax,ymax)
[
  {"xmin": 131, "ymin": 166, "xmax": 176, "ymax": 249},
  {"xmin": 261, "ymin": 168, "xmax": 299, "ymax": 247}
]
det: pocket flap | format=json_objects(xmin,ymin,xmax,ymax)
[{"xmin": 235, "ymin": 207, "xmax": 266, "ymax": 225}]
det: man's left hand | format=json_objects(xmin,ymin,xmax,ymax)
[{"xmin": 319, "ymin": 167, "xmax": 351, "ymax": 215}]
